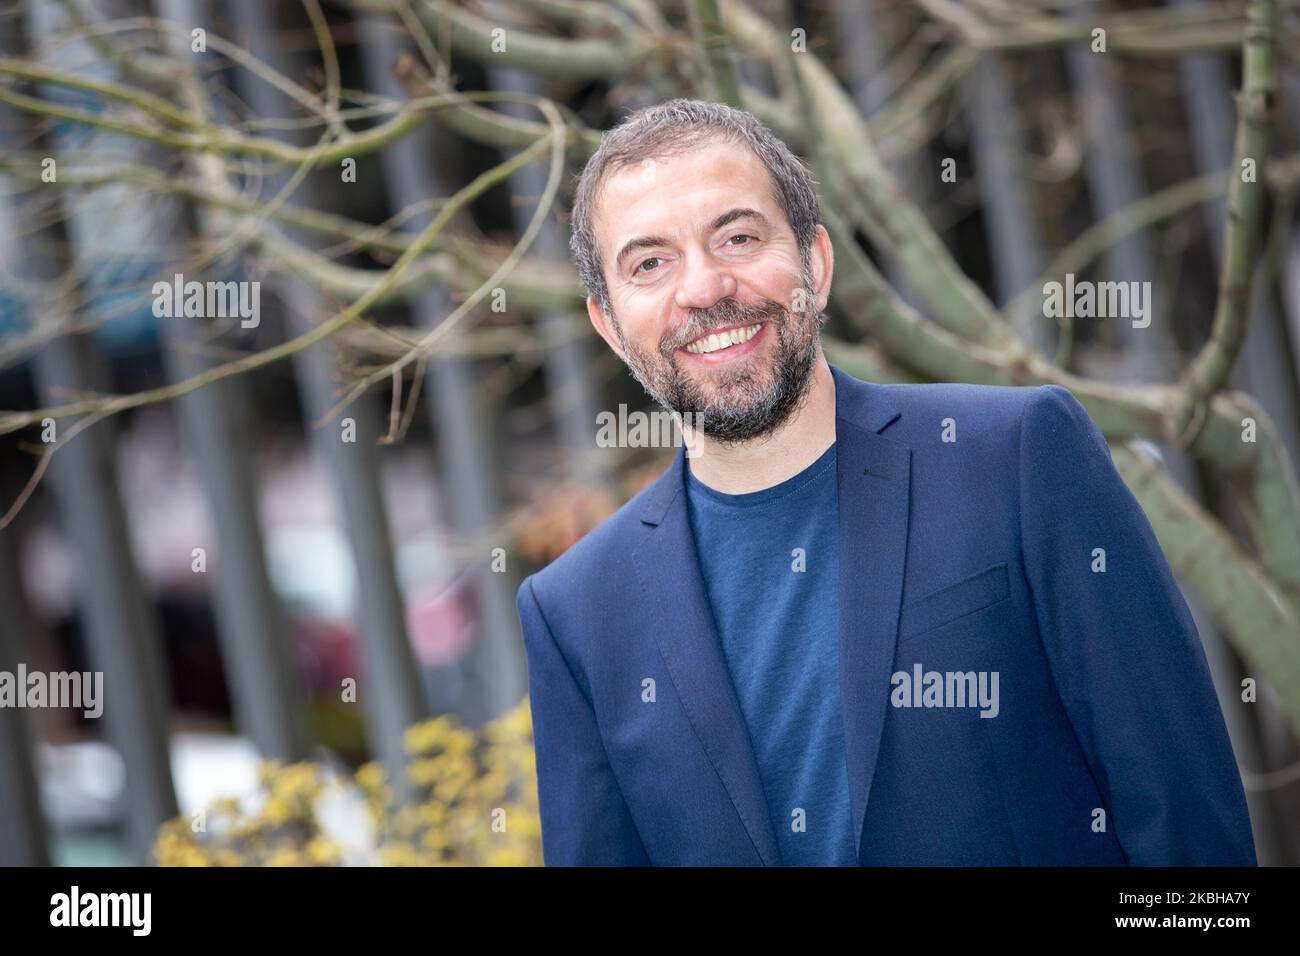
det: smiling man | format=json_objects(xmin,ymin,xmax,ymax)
[{"xmin": 515, "ymin": 98, "xmax": 1256, "ymax": 866}]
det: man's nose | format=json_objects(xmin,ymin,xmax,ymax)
[{"xmin": 672, "ymin": 249, "xmax": 737, "ymax": 313}]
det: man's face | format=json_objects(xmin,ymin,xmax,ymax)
[{"xmin": 586, "ymin": 138, "xmax": 833, "ymax": 445}]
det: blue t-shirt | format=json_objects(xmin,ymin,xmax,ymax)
[{"xmin": 684, "ymin": 441, "xmax": 857, "ymax": 866}]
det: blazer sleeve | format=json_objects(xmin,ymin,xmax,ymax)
[
  {"xmin": 1018, "ymin": 384, "xmax": 1256, "ymax": 865},
  {"xmin": 516, "ymin": 574, "xmax": 651, "ymax": 866}
]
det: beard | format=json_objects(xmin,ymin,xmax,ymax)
[{"xmin": 609, "ymin": 273, "xmax": 825, "ymax": 446}]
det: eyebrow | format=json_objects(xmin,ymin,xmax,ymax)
[{"xmin": 613, "ymin": 207, "xmax": 772, "ymax": 272}]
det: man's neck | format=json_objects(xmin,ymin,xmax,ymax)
[{"xmin": 683, "ymin": 355, "xmax": 837, "ymax": 495}]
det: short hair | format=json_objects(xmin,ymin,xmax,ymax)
[{"xmin": 569, "ymin": 97, "xmax": 823, "ymax": 316}]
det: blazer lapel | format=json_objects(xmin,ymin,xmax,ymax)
[
  {"xmin": 632, "ymin": 442, "xmax": 782, "ymax": 867},
  {"xmin": 830, "ymin": 364, "xmax": 909, "ymax": 863}
]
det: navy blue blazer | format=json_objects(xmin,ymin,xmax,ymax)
[{"xmin": 516, "ymin": 363, "xmax": 1256, "ymax": 865}]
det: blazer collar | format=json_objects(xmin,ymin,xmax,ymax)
[
  {"xmin": 635, "ymin": 363, "xmax": 901, "ymax": 525},
  {"xmin": 632, "ymin": 363, "xmax": 910, "ymax": 865}
]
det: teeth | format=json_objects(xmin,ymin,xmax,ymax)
[{"xmin": 685, "ymin": 323, "xmax": 761, "ymax": 354}]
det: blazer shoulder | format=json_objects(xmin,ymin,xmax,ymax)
[
  {"xmin": 872, "ymin": 380, "xmax": 1049, "ymax": 441},
  {"xmin": 1017, "ymin": 381, "xmax": 1109, "ymax": 460}
]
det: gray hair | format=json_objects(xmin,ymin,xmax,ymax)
[{"xmin": 568, "ymin": 98, "xmax": 823, "ymax": 317}]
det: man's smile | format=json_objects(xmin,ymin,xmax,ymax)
[{"xmin": 677, "ymin": 320, "xmax": 768, "ymax": 362}]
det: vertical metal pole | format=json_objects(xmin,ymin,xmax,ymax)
[
  {"xmin": 1065, "ymin": 5, "xmax": 1165, "ymax": 365},
  {"xmin": 1, "ymin": 2, "xmax": 178, "ymax": 862},
  {"xmin": 831, "ymin": 0, "xmax": 933, "ymax": 312},
  {"xmin": 224, "ymin": 0, "xmax": 426, "ymax": 796},
  {"xmin": 963, "ymin": 56, "xmax": 1051, "ymax": 353},
  {"xmin": 489, "ymin": 62, "xmax": 607, "ymax": 485},
  {"xmin": 0, "ymin": 521, "xmax": 50, "ymax": 865},
  {"xmin": 356, "ymin": 16, "xmax": 527, "ymax": 725}
]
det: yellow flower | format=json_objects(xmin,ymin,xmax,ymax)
[
  {"xmin": 443, "ymin": 727, "xmax": 476, "ymax": 755},
  {"xmin": 153, "ymin": 698, "xmax": 545, "ymax": 867},
  {"xmin": 405, "ymin": 715, "xmax": 457, "ymax": 753},
  {"xmin": 212, "ymin": 795, "xmax": 242, "ymax": 817},
  {"xmin": 406, "ymin": 757, "xmax": 443, "ymax": 787},
  {"xmin": 265, "ymin": 845, "xmax": 302, "ymax": 867},
  {"xmin": 262, "ymin": 795, "xmax": 290, "ymax": 824},
  {"xmin": 306, "ymin": 836, "xmax": 341, "ymax": 866},
  {"xmin": 356, "ymin": 761, "xmax": 386, "ymax": 792}
]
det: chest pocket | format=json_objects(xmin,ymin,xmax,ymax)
[{"xmin": 898, "ymin": 562, "xmax": 1010, "ymax": 641}]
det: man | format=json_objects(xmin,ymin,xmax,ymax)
[{"xmin": 515, "ymin": 98, "xmax": 1256, "ymax": 866}]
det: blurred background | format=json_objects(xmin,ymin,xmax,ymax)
[{"xmin": 0, "ymin": 0, "xmax": 1298, "ymax": 865}]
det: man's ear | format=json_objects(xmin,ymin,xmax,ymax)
[
  {"xmin": 811, "ymin": 223, "xmax": 834, "ymax": 313},
  {"xmin": 587, "ymin": 295, "xmax": 626, "ymax": 361}
]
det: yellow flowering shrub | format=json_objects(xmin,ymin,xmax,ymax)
[{"xmin": 153, "ymin": 698, "xmax": 541, "ymax": 866}]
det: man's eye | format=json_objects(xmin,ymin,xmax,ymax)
[
  {"xmin": 725, "ymin": 234, "xmax": 757, "ymax": 248},
  {"xmin": 635, "ymin": 257, "xmax": 663, "ymax": 274}
]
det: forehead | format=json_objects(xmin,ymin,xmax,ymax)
[{"xmin": 592, "ymin": 139, "xmax": 783, "ymax": 258}]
